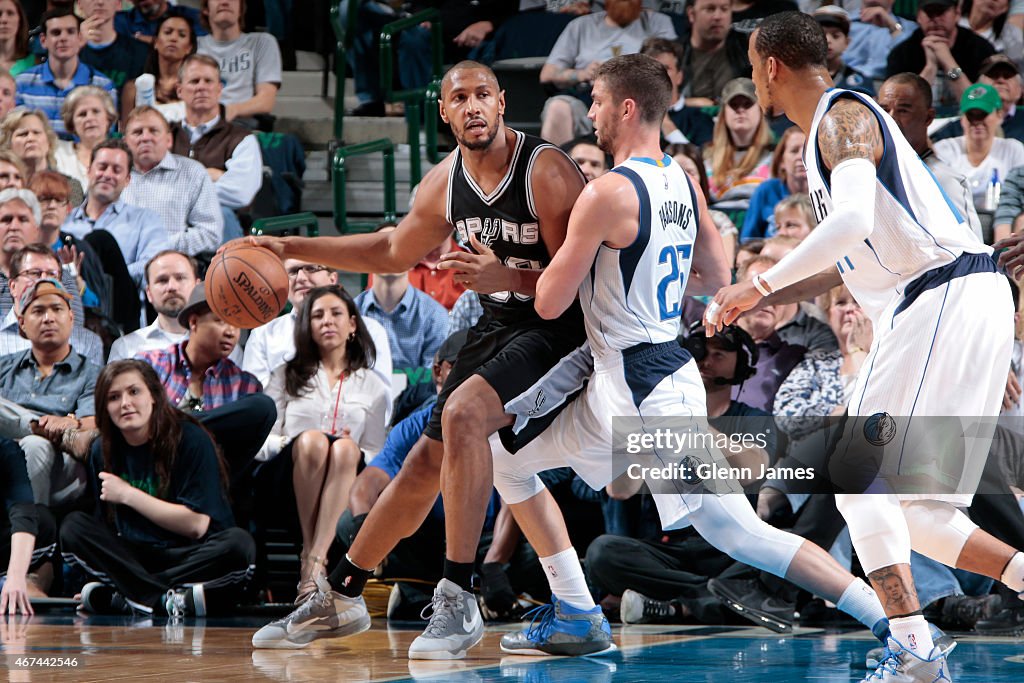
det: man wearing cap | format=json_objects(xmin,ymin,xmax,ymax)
[
  {"xmin": 0, "ymin": 278, "xmax": 99, "ymax": 508},
  {"xmin": 845, "ymin": 0, "xmax": 918, "ymax": 81},
  {"xmin": 887, "ymin": 0, "xmax": 996, "ymax": 108},
  {"xmin": 138, "ymin": 282, "xmax": 274, "ymax": 519},
  {"xmin": 813, "ymin": 6, "xmax": 875, "ymax": 97},
  {"xmin": 933, "ymin": 54, "xmax": 1024, "ymax": 142},
  {"xmin": 877, "ymin": 72, "xmax": 985, "ymax": 242},
  {"xmin": 934, "ymin": 83, "xmax": 1024, "ymax": 210}
]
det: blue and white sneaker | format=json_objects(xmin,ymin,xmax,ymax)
[
  {"xmin": 500, "ymin": 598, "xmax": 616, "ymax": 657},
  {"xmin": 866, "ymin": 623, "xmax": 956, "ymax": 669},
  {"xmin": 862, "ymin": 636, "xmax": 954, "ymax": 682}
]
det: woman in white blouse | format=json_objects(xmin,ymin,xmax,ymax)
[{"xmin": 258, "ymin": 285, "xmax": 389, "ymax": 600}]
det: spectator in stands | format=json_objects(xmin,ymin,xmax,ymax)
[
  {"xmin": 28, "ymin": 171, "xmax": 113, "ymax": 319},
  {"xmin": 62, "ymin": 359, "xmax": 254, "ymax": 617},
  {"xmin": 772, "ymin": 194, "xmax": 816, "ymax": 241},
  {"xmin": 0, "ymin": 69, "xmax": 15, "ymax": 119},
  {"xmin": 704, "ymin": 78, "xmax": 773, "ymax": 207},
  {"xmin": 933, "ymin": 83, "xmax": 1024, "ymax": 210},
  {"xmin": 962, "ymin": 0, "xmax": 1023, "ymax": 62},
  {"xmin": 355, "ymin": 226, "xmax": 449, "ymax": 384},
  {"xmin": 171, "ymin": 54, "xmax": 262, "ymax": 242},
  {"xmin": 996, "ymin": 166, "xmax": 1024, "ymax": 241},
  {"xmin": 682, "ymin": 0, "xmax": 751, "ymax": 107},
  {"xmin": 539, "ymin": 0, "xmax": 676, "ymax": 145},
  {"xmin": 933, "ymin": 54, "xmax": 1024, "ymax": 143},
  {"xmin": 640, "ymin": 37, "xmax": 714, "ymax": 148},
  {"xmin": 741, "ymin": 126, "xmax": 806, "ymax": 243},
  {"xmin": 243, "ymin": 258, "xmax": 392, "ymax": 390},
  {"xmin": 733, "ymin": 256, "xmax": 807, "ymax": 411},
  {"xmin": 115, "ymin": 0, "xmax": 207, "ymax": 44},
  {"xmin": 877, "ymin": 73, "xmax": 985, "ymax": 242},
  {"xmin": 887, "ymin": 0, "xmax": 997, "ymax": 108},
  {"xmin": 0, "ymin": 109, "xmax": 84, "ymax": 204},
  {"xmin": 0, "ymin": 0, "xmax": 34, "ymax": 77},
  {"xmin": 122, "ymin": 106, "xmax": 223, "ymax": 256},
  {"xmin": 138, "ymin": 282, "xmax": 274, "ymax": 517},
  {"xmin": 55, "ymin": 86, "xmax": 117, "ymax": 190},
  {"xmin": 0, "ymin": 198, "xmax": 104, "ymax": 366},
  {"xmin": 0, "ymin": 278, "xmax": 98, "ymax": 508},
  {"xmin": 78, "ymin": 0, "xmax": 150, "ymax": 93},
  {"xmin": 735, "ymin": 238, "xmax": 763, "ymax": 272},
  {"xmin": 0, "ymin": 150, "xmax": 23, "ymax": 190},
  {"xmin": 109, "ymin": 250, "xmax": 203, "ymax": 362},
  {"xmin": 813, "ymin": 6, "xmax": 875, "ymax": 96},
  {"xmin": 845, "ymin": 0, "xmax": 918, "ymax": 81},
  {"xmin": 197, "ymin": 0, "xmax": 281, "ymax": 126},
  {"xmin": 64, "ymin": 139, "xmax": 170, "ymax": 287},
  {"xmin": 567, "ymin": 137, "xmax": 609, "ymax": 183},
  {"xmin": 759, "ymin": 234, "xmax": 801, "ymax": 261},
  {"xmin": 401, "ymin": 234, "xmax": 467, "ymax": 311},
  {"xmin": 121, "ymin": 14, "xmax": 197, "ymax": 124},
  {"xmin": 14, "ymin": 9, "xmax": 117, "ymax": 139},
  {"xmin": 669, "ymin": 142, "xmax": 738, "ymax": 267},
  {"xmin": 1, "ymin": 436, "xmax": 55, "ymax": 614},
  {"xmin": 257, "ymin": 285, "xmax": 388, "ymax": 600}
]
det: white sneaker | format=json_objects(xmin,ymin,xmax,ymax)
[
  {"xmin": 252, "ymin": 577, "xmax": 371, "ymax": 649},
  {"xmin": 407, "ymin": 579, "xmax": 484, "ymax": 660}
]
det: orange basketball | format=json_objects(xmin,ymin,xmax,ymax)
[{"xmin": 205, "ymin": 246, "xmax": 288, "ymax": 329}]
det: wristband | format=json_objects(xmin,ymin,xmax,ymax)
[{"xmin": 752, "ymin": 273, "xmax": 773, "ymax": 297}]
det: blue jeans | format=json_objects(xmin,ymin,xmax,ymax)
[
  {"xmin": 340, "ymin": 1, "xmax": 397, "ymax": 104},
  {"xmin": 221, "ymin": 206, "xmax": 244, "ymax": 243},
  {"xmin": 911, "ymin": 551, "xmax": 994, "ymax": 608}
]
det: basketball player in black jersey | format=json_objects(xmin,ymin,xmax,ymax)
[{"xmin": 239, "ymin": 62, "xmax": 599, "ymax": 658}]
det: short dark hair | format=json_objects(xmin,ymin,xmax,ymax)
[
  {"xmin": 39, "ymin": 8, "xmax": 81, "ymax": 34},
  {"xmin": 640, "ymin": 37, "xmax": 684, "ymax": 72},
  {"xmin": 754, "ymin": 11, "xmax": 828, "ymax": 71},
  {"xmin": 881, "ymin": 72, "xmax": 933, "ymax": 110},
  {"xmin": 10, "ymin": 244, "xmax": 60, "ymax": 279},
  {"xmin": 595, "ymin": 54, "xmax": 672, "ymax": 126},
  {"xmin": 90, "ymin": 138, "xmax": 134, "ymax": 172},
  {"xmin": 440, "ymin": 61, "xmax": 501, "ymax": 97}
]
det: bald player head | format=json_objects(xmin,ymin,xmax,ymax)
[{"xmin": 439, "ymin": 61, "xmax": 506, "ymax": 151}]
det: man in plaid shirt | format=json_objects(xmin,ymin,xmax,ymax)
[{"xmin": 138, "ymin": 282, "xmax": 274, "ymax": 522}]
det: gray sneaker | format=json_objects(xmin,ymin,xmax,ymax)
[
  {"xmin": 407, "ymin": 579, "xmax": 484, "ymax": 660},
  {"xmin": 861, "ymin": 637, "xmax": 953, "ymax": 682},
  {"xmin": 500, "ymin": 598, "xmax": 616, "ymax": 657},
  {"xmin": 251, "ymin": 577, "xmax": 371, "ymax": 649},
  {"xmin": 866, "ymin": 624, "xmax": 956, "ymax": 669}
]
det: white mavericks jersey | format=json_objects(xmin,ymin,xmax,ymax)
[
  {"xmin": 580, "ymin": 155, "xmax": 699, "ymax": 358},
  {"xmin": 805, "ymin": 88, "xmax": 989, "ymax": 326}
]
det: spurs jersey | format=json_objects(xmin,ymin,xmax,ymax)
[
  {"xmin": 580, "ymin": 155, "xmax": 700, "ymax": 358},
  {"xmin": 805, "ymin": 89, "xmax": 989, "ymax": 325},
  {"xmin": 446, "ymin": 129, "xmax": 586, "ymax": 326}
]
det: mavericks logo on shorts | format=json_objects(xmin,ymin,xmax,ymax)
[{"xmin": 863, "ymin": 412, "xmax": 897, "ymax": 447}]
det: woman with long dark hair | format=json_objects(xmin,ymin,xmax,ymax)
[
  {"xmin": 0, "ymin": 0, "xmax": 34, "ymax": 76},
  {"xmin": 59, "ymin": 360, "xmax": 255, "ymax": 617},
  {"xmin": 120, "ymin": 14, "xmax": 197, "ymax": 124},
  {"xmin": 257, "ymin": 285, "xmax": 389, "ymax": 601}
]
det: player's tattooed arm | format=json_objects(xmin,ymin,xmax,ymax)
[
  {"xmin": 867, "ymin": 566, "xmax": 922, "ymax": 616},
  {"xmin": 817, "ymin": 98, "xmax": 883, "ymax": 171}
]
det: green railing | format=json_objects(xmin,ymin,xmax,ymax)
[
  {"xmin": 380, "ymin": 9, "xmax": 444, "ymax": 186},
  {"xmin": 251, "ymin": 211, "xmax": 321, "ymax": 237},
  {"xmin": 329, "ymin": 0, "xmax": 359, "ymax": 142},
  {"xmin": 333, "ymin": 138, "xmax": 397, "ymax": 234}
]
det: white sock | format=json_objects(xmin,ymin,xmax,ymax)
[
  {"xmin": 540, "ymin": 547, "xmax": 595, "ymax": 611},
  {"xmin": 836, "ymin": 578, "xmax": 888, "ymax": 634},
  {"xmin": 1000, "ymin": 552, "xmax": 1024, "ymax": 592},
  {"xmin": 889, "ymin": 614, "xmax": 934, "ymax": 654}
]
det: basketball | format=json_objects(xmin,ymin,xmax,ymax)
[{"xmin": 204, "ymin": 246, "xmax": 288, "ymax": 329}]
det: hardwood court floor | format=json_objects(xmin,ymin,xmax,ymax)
[{"xmin": 2, "ymin": 613, "xmax": 1024, "ymax": 682}]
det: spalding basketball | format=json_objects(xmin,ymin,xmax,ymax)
[{"xmin": 205, "ymin": 246, "xmax": 288, "ymax": 329}]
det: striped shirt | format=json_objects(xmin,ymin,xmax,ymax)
[
  {"xmin": 138, "ymin": 341, "xmax": 262, "ymax": 411},
  {"xmin": 15, "ymin": 61, "xmax": 117, "ymax": 139}
]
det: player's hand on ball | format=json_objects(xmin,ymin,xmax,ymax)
[
  {"xmin": 704, "ymin": 281, "xmax": 762, "ymax": 335},
  {"xmin": 217, "ymin": 235, "xmax": 286, "ymax": 259},
  {"xmin": 437, "ymin": 235, "xmax": 515, "ymax": 294}
]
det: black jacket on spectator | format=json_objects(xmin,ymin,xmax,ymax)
[
  {"xmin": 887, "ymin": 27, "xmax": 996, "ymax": 85},
  {"xmin": 668, "ymin": 105, "xmax": 715, "ymax": 147},
  {"xmin": 680, "ymin": 30, "xmax": 752, "ymax": 103}
]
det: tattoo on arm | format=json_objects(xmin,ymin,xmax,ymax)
[
  {"xmin": 868, "ymin": 566, "xmax": 922, "ymax": 616},
  {"xmin": 817, "ymin": 98, "xmax": 883, "ymax": 170}
]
